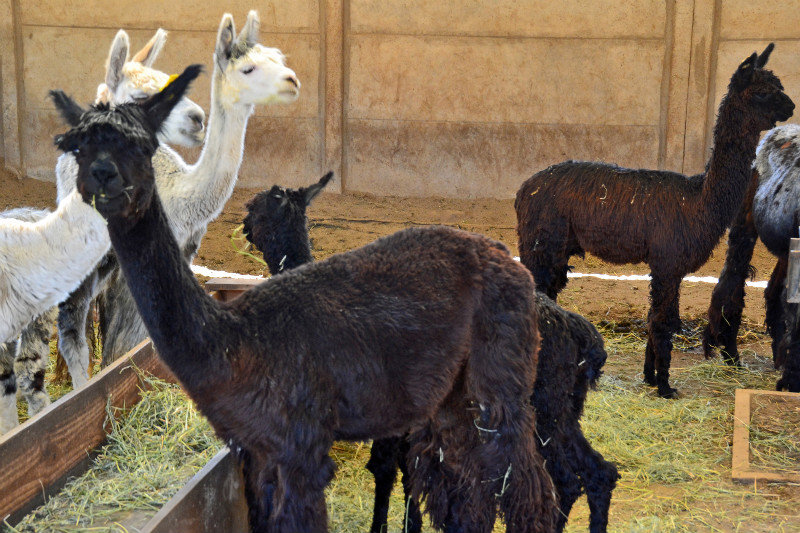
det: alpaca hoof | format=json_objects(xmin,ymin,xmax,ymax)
[
  {"xmin": 657, "ymin": 385, "xmax": 679, "ymax": 399},
  {"xmin": 721, "ymin": 354, "xmax": 742, "ymax": 368},
  {"xmin": 643, "ymin": 373, "xmax": 657, "ymax": 387}
]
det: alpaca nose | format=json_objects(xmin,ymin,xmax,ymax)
[
  {"xmin": 285, "ymin": 74, "xmax": 299, "ymax": 89},
  {"xmin": 90, "ymin": 158, "xmax": 123, "ymax": 195},
  {"xmin": 189, "ymin": 111, "xmax": 204, "ymax": 131}
]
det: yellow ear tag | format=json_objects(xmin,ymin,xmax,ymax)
[{"xmin": 162, "ymin": 74, "xmax": 179, "ymax": 90}]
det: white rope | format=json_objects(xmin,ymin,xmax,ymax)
[{"xmin": 191, "ymin": 262, "xmax": 769, "ymax": 288}]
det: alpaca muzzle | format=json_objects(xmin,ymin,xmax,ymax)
[
  {"xmin": 774, "ymin": 93, "xmax": 795, "ymax": 123},
  {"xmin": 88, "ymin": 158, "xmax": 125, "ymax": 201}
]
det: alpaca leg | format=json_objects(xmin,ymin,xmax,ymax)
[
  {"xmin": 101, "ymin": 275, "xmax": 150, "ymax": 366},
  {"xmin": 267, "ymin": 420, "xmax": 335, "ymax": 533},
  {"xmin": 703, "ymin": 174, "xmax": 758, "ymax": 365},
  {"xmin": 396, "ymin": 437, "xmax": 423, "ymax": 533},
  {"xmin": 407, "ymin": 417, "xmax": 498, "ymax": 533},
  {"xmin": 367, "ymin": 437, "xmax": 400, "ymax": 533},
  {"xmin": 776, "ymin": 300, "xmax": 800, "ymax": 392},
  {"xmin": 58, "ymin": 273, "xmax": 98, "ymax": 389},
  {"xmin": 15, "ymin": 310, "xmax": 56, "ymax": 418},
  {"xmin": 566, "ymin": 430, "xmax": 618, "ymax": 533},
  {"xmin": 234, "ymin": 446, "xmax": 277, "ymax": 531},
  {"xmin": 765, "ymin": 257, "xmax": 788, "ymax": 365},
  {"xmin": 646, "ymin": 275, "xmax": 681, "ymax": 398},
  {"xmin": 0, "ymin": 342, "xmax": 19, "ymax": 434},
  {"xmin": 539, "ymin": 441, "xmax": 582, "ymax": 533}
]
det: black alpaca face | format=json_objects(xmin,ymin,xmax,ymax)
[
  {"xmin": 731, "ymin": 43, "xmax": 795, "ymax": 128},
  {"xmin": 57, "ymin": 112, "xmax": 159, "ymax": 218},
  {"xmin": 51, "ymin": 64, "xmax": 203, "ymax": 221},
  {"xmin": 243, "ymin": 171, "xmax": 333, "ymax": 246}
]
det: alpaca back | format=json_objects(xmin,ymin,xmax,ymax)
[{"xmin": 753, "ymin": 124, "xmax": 800, "ymax": 256}]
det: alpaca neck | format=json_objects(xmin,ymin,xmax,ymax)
[
  {"xmin": 264, "ymin": 225, "xmax": 313, "ymax": 275},
  {"xmin": 698, "ymin": 97, "xmax": 764, "ymax": 235},
  {"xmin": 105, "ymin": 194, "xmax": 223, "ymax": 380},
  {"xmin": 162, "ymin": 64, "xmax": 254, "ymax": 240}
]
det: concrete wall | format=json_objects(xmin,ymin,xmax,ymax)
[{"xmin": 2, "ymin": 0, "xmax": 800, "ymax": 198}]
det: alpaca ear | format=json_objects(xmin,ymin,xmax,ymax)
[
  {"xmin": 215, "ymin": 14, "xmax": 236, "ymax": 68},
  {"xmin": 302, "ymin": 171, "xmax": 334, "ymax": 206},
  {"xmin": 237, "ymin": 10, "xmax": 260, "ymax": 49},
  {"xmin": 732, "ymin": 52, "xmax": 758, "ymax": 89},
  {"xmin": 142, "ymin": 64, "xmax": 203, "ymax": 132},
  {"xmin": 132, "ymin": 28, "xmax": 167, "ymax": 67},
  {"xmin": 756, "ymin": 42, "xmax": 775, "ymax": 68},
  {"xmin": 105, "ymin": 30, "xmax": 130, "ymax": 93},
  {"xmin": 49, "ymin": 90, "xmax": 85, "ymax": 127}
]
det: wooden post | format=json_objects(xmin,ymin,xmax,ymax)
[{"xmin": 786, "ymin": 237, "xmax": 800, "ymax": 303}]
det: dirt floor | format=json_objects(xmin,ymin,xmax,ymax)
[
  {"xmin": 3, "ymin": 162, "xmax": 800, "ymax": 532},
  {"xmin": 0, "ymin": 161, "xmax": 779, "ymax": 327}
]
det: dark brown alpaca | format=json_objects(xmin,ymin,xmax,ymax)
[
  {"xmin": 243, "ymin": 175, "xmax": 619, "ymax": 532},
  {"xmin": 52, "ymin": 66, "xmax": 558, "ymax": 533},
  {"xmin": 515, "ymin": 44, "xmax": 793, "ymax": 398}
]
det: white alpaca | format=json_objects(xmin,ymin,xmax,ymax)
[
  {"xmin": 58, "ymin": 11, "xmax": 299, "ymax": 379},
  {"xmin": 0, "ymin": 194, "xmax": 109, "ymax": 345},
  {"xmin": 52, "ymin": 28, "xmax": 209, "ymax": 389},
  {"xmin": 0, "ymin": 28, "xmax": 211, "ymax": 434}
]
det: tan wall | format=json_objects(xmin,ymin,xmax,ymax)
[{"xmin": 2, "ymin": 0, "xmax": 800, "ymax": 198}]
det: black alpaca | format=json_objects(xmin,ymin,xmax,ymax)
[
  {"xmin": 515, "ymin": 44, "xmax": 793, "ymax": 398},
  {"xmin": 244, "ymin": 177, "xmax": 619, "ymax": 532},
  {"xmin": 52, "ymin": 66, "xmax": 558, "ymax": 533},
  {"xmin": 705, "ymin": 123, "xmax": 800, "ymax": 392}
]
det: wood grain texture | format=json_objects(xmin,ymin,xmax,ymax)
[
  {"xmin": 0, "ymin": 340, "xmax": 174, "ymax": 523},
  {"xmin": 142, "ymin": 448, "xmax": 248, "ymax": 533}
]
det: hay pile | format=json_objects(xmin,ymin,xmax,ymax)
[{"xmin": 6, "ymin": 376, "xmax": 221, "ymax": 532}]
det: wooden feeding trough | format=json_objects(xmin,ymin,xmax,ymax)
[
  {"xmin": 0, "ymin": 340, "xmax": 174, "ymax": 525},
  {"xmin": 732, "ymin": 388, "xmax": 800, "ymax": 483},
  {"xmin": 0, "ymin": 279, "xmax": 259, "ymax": 530}
]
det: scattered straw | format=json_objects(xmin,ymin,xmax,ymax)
[
  {"xmin": 7, "ymin": 376, "xmax": 221, "ymax": 532},
  {"xmin": 229, "ymin": 223, "xmax": 267, "ymax": 267}
]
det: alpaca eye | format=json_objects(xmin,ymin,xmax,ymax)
[
  {"xmin": 241, "ymin": 66, "xmax": 255, "ymax": 75},
  {"xmin": 753, "ymin": 92, "xmax": 771, "ymax": 103},
  {"xmin": 132, "ymin": 94, "xmax": 149, "ymax": 102},
  {"xmin": 72, "ymin": 148, "xmax": 80, "ymax": 155}
]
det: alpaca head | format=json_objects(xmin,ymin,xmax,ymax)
[
  {"xmin": 727, "ymin": 43, "xmax": 794, "ymax": 130},
  {"xmin": 214, "ymin": 11, "xmax": 300, "ymax": 107},
  {"xmin": 51, "ymin": 65, "xmax": 202, "ymax": 223},
  {"xmin": 95, "ymin": 29, "xmax": 206, "ymax": 147},
  {"xmin": 242, "ymin": 171, "xmax": 333, "ymax": 273}
]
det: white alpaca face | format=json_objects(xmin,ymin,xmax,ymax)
[
  {"xmin": 97, "ymin": 62, "xmax": 206, "ymax": 147},
  {"xmin": 221, "ymin": 45, "xmax": 300, "ymax": 106}
]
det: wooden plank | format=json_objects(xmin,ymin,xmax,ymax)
[
  {"xmin": 142, "ymin": 448, "xmax": 248, "ymax": 533},
  {"xmin": 731, "ymin": 388, "xmax": 752, "ymax": 477},
  {"xmin": 731, "ymin": 388, "xmax": 800, "ymax": 483},
  {"xmin": 0, "ymin": 340, "xmax": 174, "ymax": 524},
  {"xmin": 205, "ymin": 278, "xmax": 262, "ymax": 302}
]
